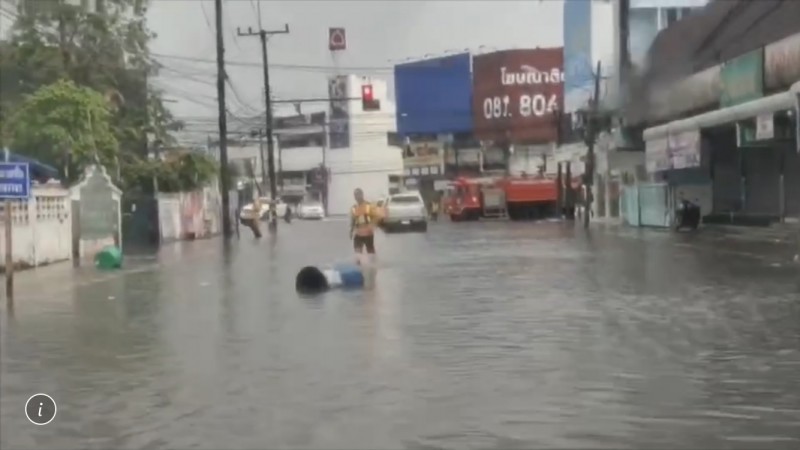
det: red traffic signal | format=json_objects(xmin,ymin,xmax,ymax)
[
  {"xmin": 361, "ymin": 84, "xmax": 373, "ymax": 102},
  {"xmin": 361, "ymin": 84, "xmax": 380, "ymax": 111}
]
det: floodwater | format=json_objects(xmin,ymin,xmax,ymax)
[{"xmin": 2, "ymin": 220, "xmax": 799, "ymax": 449}]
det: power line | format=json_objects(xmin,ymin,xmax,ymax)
[{"xmin": 150, "ymin": 53, "xmax": 394, "ymax": 73}]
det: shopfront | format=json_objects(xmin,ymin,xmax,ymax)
[
  {"xmin": 644, "ymin": 80, "xmax": 800, "ymax": 224},
  {"xmin": 403, "ymin": 149, "xmax": 445, "ymax": 206}
]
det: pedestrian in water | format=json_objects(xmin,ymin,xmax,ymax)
[
  {"xmin": 239, "ymin": 197, "xmax": 262, "ymax": 238},
  {"xmin": 350, "ymin": 188, "xmax": 379, "ymax": 265},
  {"xmin": 284, "ymin": 204, "xmax": 292, "ymax": 223},
  {"xmin": 430, "ymin": 197, "xmax": 439, "ymax": 221}
]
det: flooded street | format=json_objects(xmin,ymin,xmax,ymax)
[{"xmin": 2, "ymin": 220, "xmax": 799, "ymax": 449}]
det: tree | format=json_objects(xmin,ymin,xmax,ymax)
[
  {"xmin": 3, "ymin": 79, "xmax": 119, "ymax": 182},
  {"xmin": 1, "ymin": 0, "xmax": 187, "ymax": 187}
]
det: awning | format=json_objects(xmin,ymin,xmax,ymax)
[
  {"xmin": 2, "ymin": 148, "xmax": 60, "ymax": 181},
  {"xmin": 643, "ymin": 81, "xmax": 800, "ymax": 141}
]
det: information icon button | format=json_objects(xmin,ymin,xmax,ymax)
[{"xmin": 25, "ymin": 393, "xmax": 57, "ymax": 425}]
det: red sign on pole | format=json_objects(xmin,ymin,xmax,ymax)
[{"xmin": 328, "ymin": 28, "xmax": 346, "ymax": 51}]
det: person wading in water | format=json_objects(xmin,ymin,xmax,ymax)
[{"xmin": 350, "ymin": 188, "xmax": 380, "ymax": 265}]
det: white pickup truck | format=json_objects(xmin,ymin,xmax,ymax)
[{"xmin": 382, "ymin": 191, "xmax": 428, "ymax": 232}]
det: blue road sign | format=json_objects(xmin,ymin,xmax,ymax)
[{"xmin": 0, "ymin": 162, "xmax": 31, "ymax": 199}]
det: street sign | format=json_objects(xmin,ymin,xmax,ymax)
[
  {"xmin": 0, "ymin": 162, "xmax": 30, "ymax": 199},
  {"xmin": 328, "ymin": 27, "xmax": 346, "ymax": 51}
]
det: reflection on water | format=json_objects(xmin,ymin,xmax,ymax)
[{"xmin": 2, "ymin": 221, "xmax": 799, "ymax": 449}]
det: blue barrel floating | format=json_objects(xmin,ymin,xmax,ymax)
[{"xmin": 295, "ymin": 263, "xmax": 364, "ymax": 293}]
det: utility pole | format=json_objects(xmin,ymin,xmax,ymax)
[
  {"xmin": 583, "ymin": 60, "xmax": 603, "ymax": 229},
  {"xmin": 250, "ymin": 128, "xmax": 268, "ymax": 187},
  {"xmin": 618, "ymin": 0, "xmax": 631, "ymax": 93},
  {"xmin": 237, "ymin": 23, "xmax": 290, "ymax": 232},
  {"xmin": 214, "ymin": 0, "xmax": 233, "ymax": 237}
]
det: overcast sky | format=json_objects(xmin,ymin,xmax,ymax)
[{"xmin": 148, "ymin": 0, "xmax": 564, "ymax": 135}]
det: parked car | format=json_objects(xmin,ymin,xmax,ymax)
[
  {"xmin": 297, "ymin": 200, "xmax": 325, "ymax": 220},
  {"xmin": 257, "ymin": 197, "xmax": 287, "ymax": 220},
  {"xmin": 382, "ymin": 191, "xmax": 427, "ymax": 232}
]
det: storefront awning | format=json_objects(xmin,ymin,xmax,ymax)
[{"xmin": 643, "ymin": 81, "xmax": 800, "ymax": 141}]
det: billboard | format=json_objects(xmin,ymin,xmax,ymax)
[
  {"xmin": 394, "ymin": 53, "xmax": 473, "ymax": 136},
  {"xmin": 563, "ymin": 0, "xmax": 594, "ymax": 112},
  {"xmin": 472, "ymin": 48, "xmax": 564, "ymax": 143},
  {"xmin": 328, "ymin": 75, "xmax": 350, "ymax": 149}
]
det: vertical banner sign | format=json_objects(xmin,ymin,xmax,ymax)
[
  {"xmin": 668, "ymin": 130, "xmax": 701, "ymax": 170},
  {"xmin": 563, "ymin": 0, "xmax": 593, "ymax": 113},
  {"xmin": 472, "ymin": 48, "xmax": 564, "ymax": 143},
  {"xmin": 328, "ymin": 28, "xmax": 346, "ymax": 51},
  {"xmin": 328, "ymin": 75, "xmax": 350, "ymax": 149}
]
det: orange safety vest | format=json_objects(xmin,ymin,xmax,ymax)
[{"xmin": 351, "ymin": 203, "xmax": 375, "ymax": 236}]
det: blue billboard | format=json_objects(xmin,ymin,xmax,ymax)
[
  {"xmin": 563, "ymin": 0, "xmax": 594, "ymax": 112},
  {"xmin": 394, "ymin": 53, "xmax": 473, "ymax": 136}
]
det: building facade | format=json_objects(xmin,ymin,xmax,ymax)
[
  {"xmin": 558, "ymin": 0, "xmax": 710, "ymax": 223},
  {"xmin": 638, "ymin": 0, "xmax": 800, "ymax": 226},
  {"xmin": 393, "ymin": 54, "xmax": 474, "ymax": 202},
  {"xmin": 326, "ymin": 74, "xmax": 403, "ymax": 216}
]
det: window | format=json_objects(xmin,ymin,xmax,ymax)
[
  {"xmin": 390, "ymin": 195, "xmax": 422, "ymax": 204},
  {"xmin": 665, "ymin": 8, "xmax": 679, "ymax": 27}
]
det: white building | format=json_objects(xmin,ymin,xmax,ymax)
[
  {"xmin": 207, "ymin": 74, "xmax": 402, "ymax": 215},
  {"xmin": 325, "ymin": 74, "xmax": 403, "ymax": 216}
]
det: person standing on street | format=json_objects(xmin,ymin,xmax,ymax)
[
  {"xmin": 350, "ymin": 188, "xmax": 379, "ymax": 264},
  {"xmin": 239, "ymin": 197, "xmax": 262, "ymax": 238},
  {"xmin": 430, "ymin": 196, "xmax": 440, "ymax": 221}
]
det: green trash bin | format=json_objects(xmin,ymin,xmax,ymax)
[{"xmin": 94, "ymin": 246, "xmax": 122, "ymax": 270}]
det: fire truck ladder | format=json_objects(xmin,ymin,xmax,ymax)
[{"xmin": 481, "ymin": 187, "xmax": 507, "ymax": 219}]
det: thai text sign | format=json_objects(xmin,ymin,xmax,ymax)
[
  {"xmin": 720, "ymin": 48, "xmax": 764, "ymax": 107},
  {"xmin": 0, "ymin": 162, "xmax": 30, "ymax": 199},
  {"xmin": 472, "ymin": 48, "xmax": 564, "ymax": 143},
  {"xmin": 404, "ymin": 142, "xmax": 443, "ymax": 170}
]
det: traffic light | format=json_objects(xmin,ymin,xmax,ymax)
[{"xmin": 361, "ymin": 84, "xmax": 380, "ymax": 111}]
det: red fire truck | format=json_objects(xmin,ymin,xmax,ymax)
[{"xmin": 443, "ymin": 175, "xmax": 580, "ymax": 221}]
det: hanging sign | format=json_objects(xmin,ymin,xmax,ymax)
[
  {"xmin": 755, "ymin": 113, "xmax": 774, "ymax": 141},
  {"xmin": 328, "ymin": 28, "xmax": 346, "ymax": 51}
]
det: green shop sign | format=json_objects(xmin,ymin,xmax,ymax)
[{"xmin": 720, "ymin": 48, "xmax": 764, "ymax": 107}]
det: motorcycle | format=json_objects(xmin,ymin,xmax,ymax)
[{"xmin": 674, "ymin": 199, "xmax": 701, "ymax": 231}]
